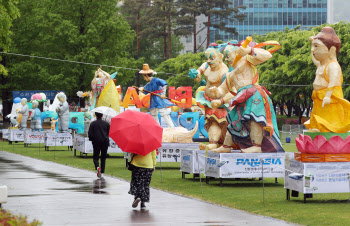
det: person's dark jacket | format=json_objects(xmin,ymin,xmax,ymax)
[{"xmin": 88, "ymin": 118, "xmax": 110, "ymax": 146}]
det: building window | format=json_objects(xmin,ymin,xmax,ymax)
[
  {"xmin": 303, "ymin": 0, "xmax": 307, "ymax": 7},
  {"xmin": 186, "ymin": 36, "xmax": 192, "ymax": 43}
]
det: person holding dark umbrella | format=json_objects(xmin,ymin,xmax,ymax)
[{"xmin": 88, "ymin": 112, "xmax": 110, "ymax": 178}]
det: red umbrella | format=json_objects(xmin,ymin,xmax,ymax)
[{"xmin": 109, "ymin": 110, "xmax": 163, "ymax": 156}]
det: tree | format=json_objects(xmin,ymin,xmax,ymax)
[
  {"xmin": 141, "ymin": 0, "xmax": 169, "ymax": 60},
  {"xmin": 0, "ymin": 0, "xmax": 20, "ymax": 119},
  {"xmin": 121, "ymin": 0, "xmax": 150, "ymax": 59},
  {"xmin": 254, "ymin": 27, "xmax": 314, "ymax": 122},
  {"xmin": 6, "ymin": 0, "xmax": 140, "ymax": 99},
  {"xmin": 0, "ymin": 0, "xmax": 20, "ymax": 75},
  {"xmin": 155, "ymin": 52, "xmax": 205, "ymax": 91},
  {"xmin": 121, "ymin": 0, "xmax": 182, "ymax": 65},
  {"xmin": 200, "ymin": 0, "xmax": 246, "ymax": 47},
  {"xmin": 175, "ymin": 0, "xmax": 202, "ymax": 53}
]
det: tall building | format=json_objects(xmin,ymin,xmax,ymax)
[
  {"xmin": 179, "ymin": 14, "xmax": 208, "ymax": 54},
  {"xmin": 211, "ymin": 0, "xmax": 328, "ymax": 42}
]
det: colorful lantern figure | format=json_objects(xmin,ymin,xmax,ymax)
[
  {"xmin": 77, "ymin": 68, "xmax": 117, "ymax": 110},
  {"xmin": 138, "ymin": 64, "xmax": 175, "ymax": 128},
  {"xmin": 209, "ymin": 37, "xmax": 283, "ymax": 153},
  {"xmin": 30, "ymin": 100, "xmax": 42, "ymax": 131},
  {"xmin": 305, "ymin": 27, "xmax": 350, "ymax": 133},
  {"xmin": 188, "ymin": 44, "xmax": 235, "ymax": 150},
  {"xmin": 90, "ymin": 68, "xmax": 112, "ymax": 109},
  {"xmin": 50, "ymin": 118, "xmax": 59, "ymax": 132},
  {"xmin": 31, "ymin": 93, "xmax": 42, "ymax": 101}
]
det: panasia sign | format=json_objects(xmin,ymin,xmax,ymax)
[{"xmin": 236, "ymin": 158, "xmax": 282, "ymax": 167}]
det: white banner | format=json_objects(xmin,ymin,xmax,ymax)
[
  {"xmin": 9, "ymin": 130, "xmax": 24, "ymax": 142},
  {"xmin": 124, "ymin": 142, "xmax": 200, "ymax": 163},
  {"xmin": 73, "ymin": 135, "xmax": 123, "ymax": 154},
  {"xmin": 73, "ymin": 135, "xmax": 91, "ymax": 153},
  {"xmin": 285, "ymin": 159, "xmax": 350, "ymax": 194},
  {"xmin": 158, "ymin": 143, "xmax": 200, "ymax": 163},
  {"xmin": 45, "ymin": 133, "xmax": 73, "ymax": 147},
  {"xmin": 284, "ymin": 160, "xmax": 304, "ymax": 193},
  {"xmin": 24, "ymin": 131, "xmax": 45, "ymax": 144},
  {"xmin": 180, "ymin": 150, "xmax": 206, "ymax": 174},
  {"xmin": 2, "ymin": 129, "xmax": 9, "ymax": 140},
  {"xmin": 205, "ymin": 152, "xmax": 288, "ymax": 178}
]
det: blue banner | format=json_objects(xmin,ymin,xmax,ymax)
[{"xmin": 12, "ymin": 90, "xmax": 60, "ymax": 100}]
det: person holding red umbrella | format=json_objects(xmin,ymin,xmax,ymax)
[
  {"xmin": 109, "ymin": 110, "xmax": 163, "ymax": 210},
  {"xmin": 128, "ymin": 150, "xmax": 156, "ymax": 210}
]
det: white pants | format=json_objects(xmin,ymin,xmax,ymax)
[{"xmin": 150, "ymin": 108, "xmax": 175, "ymax": 128}]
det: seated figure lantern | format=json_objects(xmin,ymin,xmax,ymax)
[{"xmin": 305, "ymin": 26, "xmax": 350, "ymax": 133}]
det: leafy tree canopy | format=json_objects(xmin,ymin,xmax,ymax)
[
  {"xmin": 0, "ymin": 0, "xmax": 20, "ymax": 75},
  {"xmin": 155, "ymin": 52, "xmax": 205, "ymax": 91},
  {"xmin": 5, "ymin": 0, "xmax": 141, "ymax": 96},
  {"xmin": 255, "ymin": 22, "xmax": 350, "ymax": 103}
]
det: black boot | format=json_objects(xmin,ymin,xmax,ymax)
[{"xmin": 141, "ymin": 202, "xmax": 146, "ymax": 210}]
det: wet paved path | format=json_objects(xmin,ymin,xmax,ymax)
[{"xmin": 0, "ymin": 151, "xmax": 295, "ymax": 226}]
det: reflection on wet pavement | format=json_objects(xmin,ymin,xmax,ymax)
[
  {"xmin": 130, "ymin": 209, "xmax": 154, "ymax": 222},
  {"xmin": 0, "ymin": 155, "xmax": 111, "ymax": 195},
  {"xmin": 0, "ymin": 156, "xmax": 88, "ymax": 184},
  {"xmin": 92, "ymin": 178, "xmax": 108, "ymax": 194}
]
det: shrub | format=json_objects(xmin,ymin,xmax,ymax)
[{"xmin": 0, "ymin": 209, "xmax": 41, "ymax": 226}]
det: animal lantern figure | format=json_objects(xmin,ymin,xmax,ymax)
[{"xmin": 6, "ymin": 97, "xmax": 22, "ymax": 128}]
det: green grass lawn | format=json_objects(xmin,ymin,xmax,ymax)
[{"xmin": 1, "ymin": 141, "xmax": 350, "ymax": 225}]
